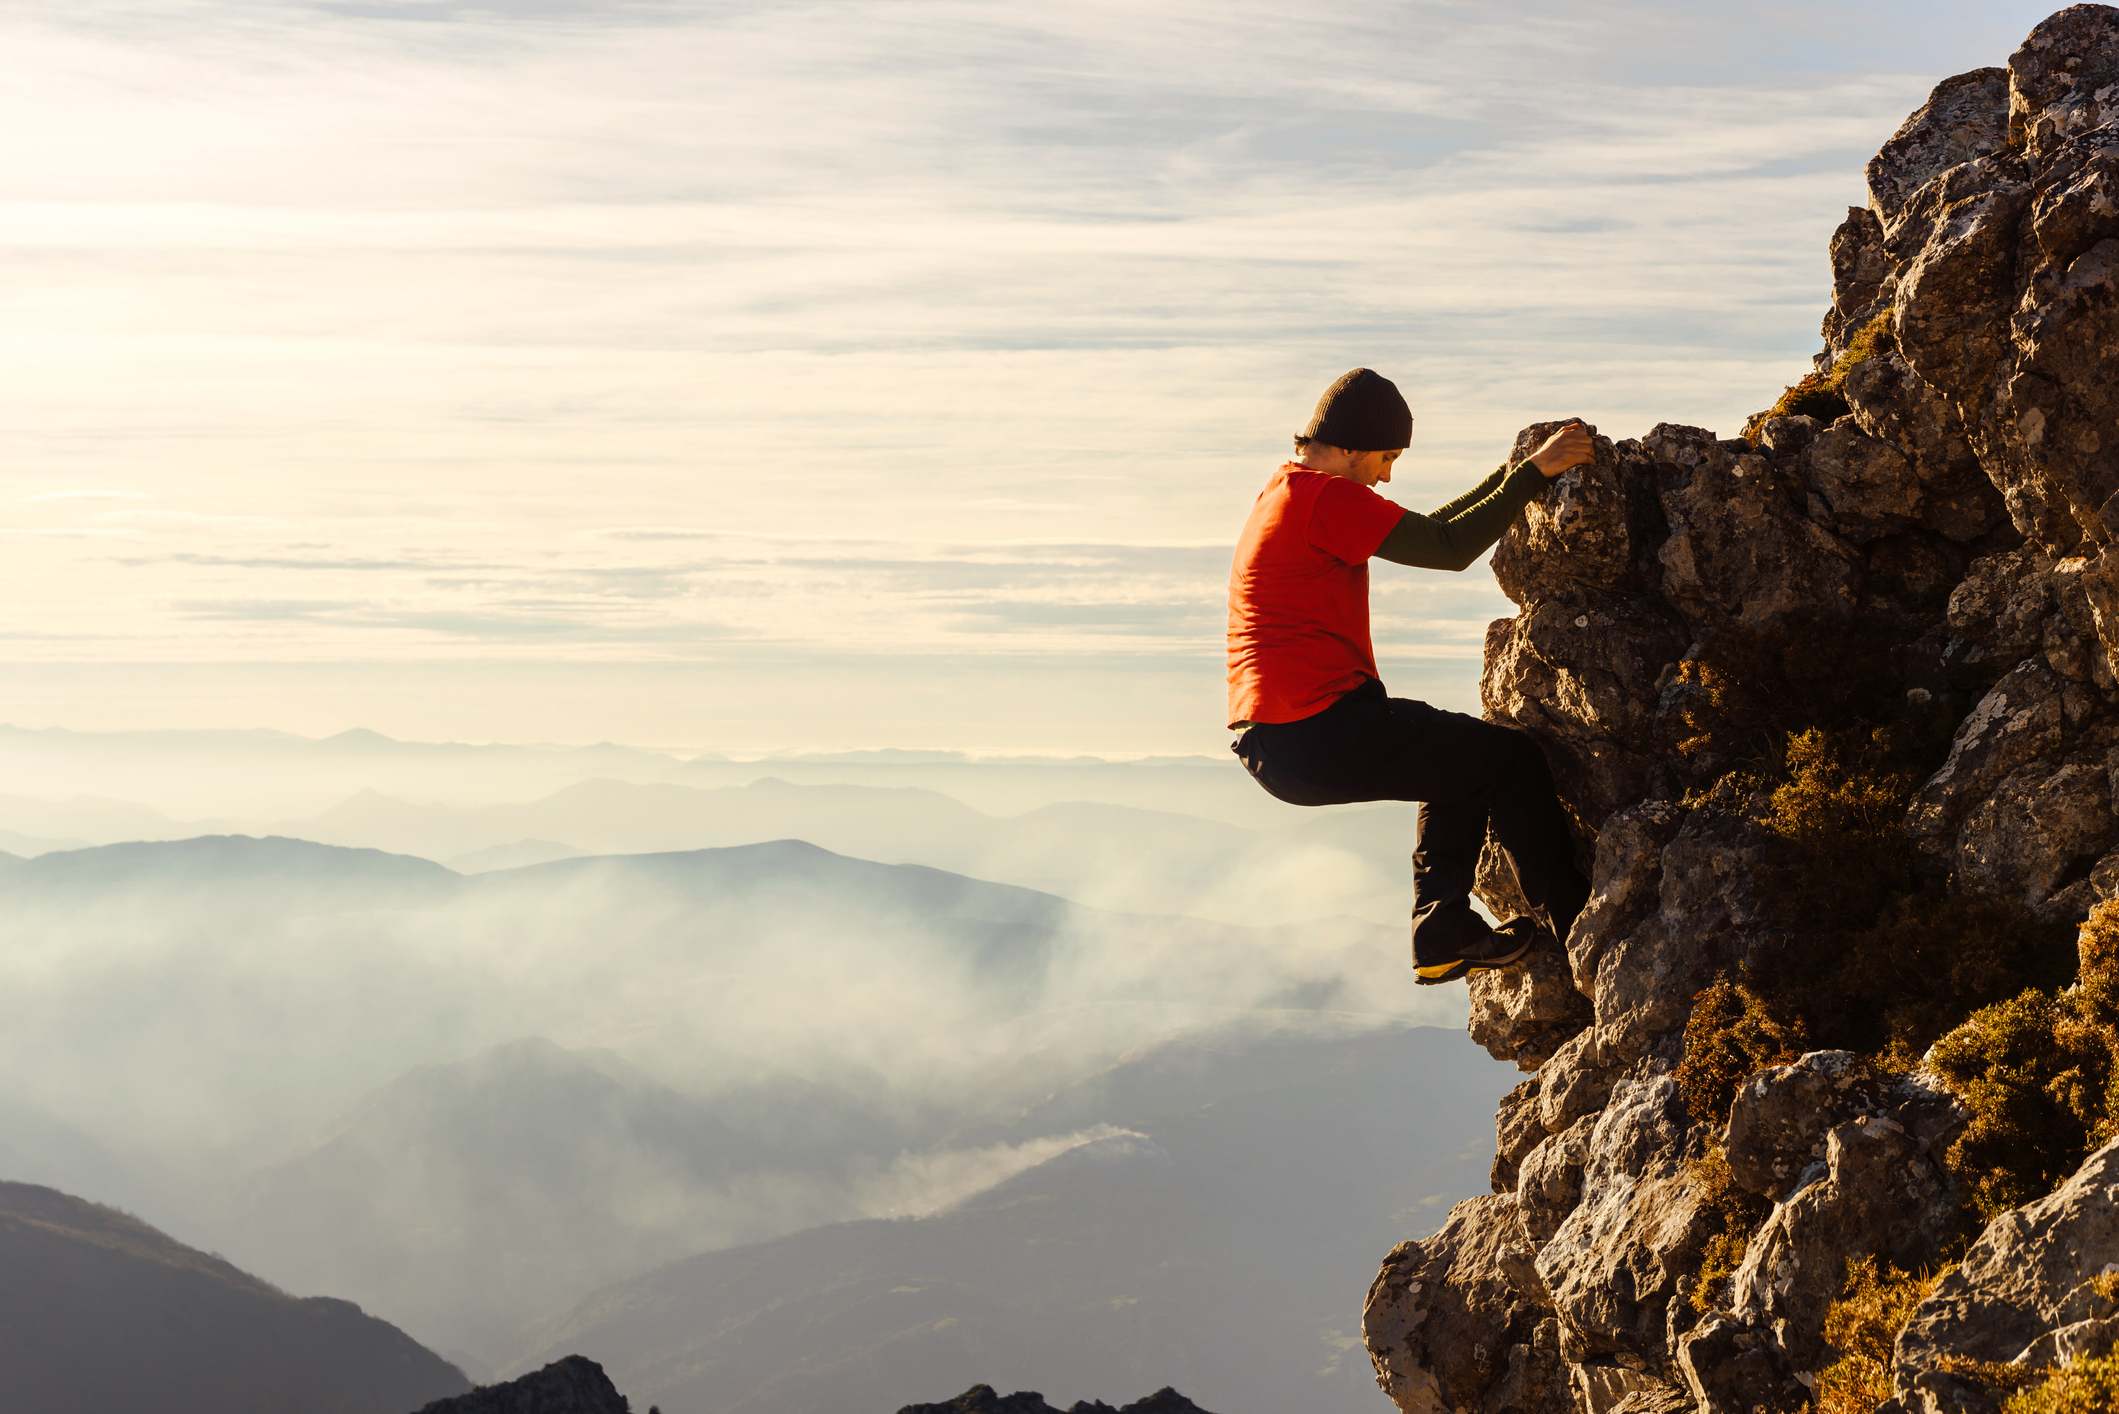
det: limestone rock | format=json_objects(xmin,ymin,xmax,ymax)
[
  {"xmin": 2009, "ymin": 3, "xmax": 2119, "ymax": 158},
  {"xmin": 1824, "ymin": 207, "xmax": 1893, "ymax": 351},
  {"xmin": 1907, "ymin": 660, "xmax": 2069, "ymax": 848},
  {"xmin": 1516, "ymin": 1115, "xmax": 1594, "ymax": 1244},
  {"xmin": 1363, "ymin": 1194, "xmax": 1569, "ymax": 1414},
  {"xmin": 1867, "ymin": 67, "xmax": 2013, "ymax": 231},
  {"xmin": 1799, "ymin": 419, "xmax": 1925, "ymax": 543},
  {"xmin": 1538, "ymin": 1028, "xmax": 1617, "ymax": 1134},
  {"xmin": 1467, "ymin": 935, "xmax": 1591, "ymax": 1071},
  {"xmin": 1676, "ymin": 1313, "xmax": 1809, "ymax": 1414},
  {"xmin": 1491, "ymin": 423, "xmax": 1645, "ymax": 604},
  {"xmin": 1490, "ymin": 1073, "xmax": 1548, "ymax": 1193},
  {"xmin": 1567, "ymin": 800, "xmax": 1685, "ymax": 995},
  {"xmin": 1895, "ymin": 1137, "xmax": 2119, "ymax": 1414},
  {"xmin": 1589, "ymin": 810, "xmax": 1764, "ymax": 1068},
  {"xmin": 1481, "ymin": 595, "xmax": 1687, "ymax": 832},
  {"xmin": 1944, "ymin": 544, "xmax": 2058, "ymax": 672},
  {"xmin": 1728, "ymin": 1118, "xmax": 1961, "ymax": 1374},
  {"xmin": 1651, "ymin": 433, "xmax": 1861, "ymax": 635},
  {"xmin": 1724, "ymin": 1050, "xmax": 1885, "ymax": 1200},
  {"xmin": 1535, "ymin": 1070, "xmax": 1703, "ymax": 1368}
]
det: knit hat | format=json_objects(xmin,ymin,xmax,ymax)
[{"xmin": 1300, "ymin": 368, "xmax": 1412, "ymax": 451}]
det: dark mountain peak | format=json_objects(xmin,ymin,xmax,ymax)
[
  {"xmin": 897, "ymin": 1385, "xmax": 1218, "ymax": 1414},
  {"xmin": 322, "ymin": 727, "xmax": 399, "ymax": 748},
  {"xmin": 16, "ymin": 834, "xmax": 460, "ymax": 898},
  {"xmin": 411, "ymin": 1355, "xmax": 630, "ymax": 1414},
  {"xmin": 0, "ymin": 1179, "xmax": 274, "ymax": 1297},
  {"xmin": 0, "ymin": 1179, "xmax": 466, "ymax": 1414}
]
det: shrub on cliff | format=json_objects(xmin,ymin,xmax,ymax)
[
  {"xmin": 1740, "ymin": 311, "xmax": 1894, "ymax": 443},
  {"xmin": 1676, "ymin": 977, "xmax": 1808, "ymax": 1127},
  {"xmin": 1999, "ymin": 1346, "xmax": 2119, "ymax": 1412},
  {"xmin": 1676, "ymin": 981, "xmax": 1801, "ymax": 1311},
  {"xmin": 1682, "ymin": 1143, "xmax": 1772, "ymax": 1314},
  {"xmin": 1734, "ymin": 723, "xmax": 2074, "ymax": 1060},
  {"xmin": 1663, "ymin": 615, "xmax": 1953, "ymax": 791},
  {"xmin": 1926, "ymin": 899, "xmax": 2119, "ymax": 1222},
  {"xmin": 1814, "ymin": 1255, "xmax": 1944, "ymax": 1414}
]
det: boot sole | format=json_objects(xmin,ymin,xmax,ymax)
[{"xmin": 1412, "ymin": 935, "xmax": 1532, "ymax": 986}]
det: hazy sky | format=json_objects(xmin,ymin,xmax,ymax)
[{"xmin": 1, "ymin": 0, "xmax": 2063, "ymax": 756}]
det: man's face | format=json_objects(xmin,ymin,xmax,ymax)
[{"xmin": 1354, "ymin": 448, "xmax": 1403, "ymax": 487}]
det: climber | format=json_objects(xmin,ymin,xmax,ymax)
[{"xmin": 1227, "ymin": 367, "xmax": 1596, "ymax": 985}]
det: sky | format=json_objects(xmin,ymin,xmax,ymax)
[{"xmin": 0, "ymin": 0, "xmax": 2068, "ymax": 757}]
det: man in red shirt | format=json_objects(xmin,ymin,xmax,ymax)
[{"xmin": 1227, "ymin": 368, "xmax": 1594, "ymax": 985}]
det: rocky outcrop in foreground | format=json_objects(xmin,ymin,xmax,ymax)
[
  {"xmin": 898, "ymin": 1386, "xmax": 1215, "ymax": 1414},
  {"xmin": 1364, "ymin": 6, "xmax": 2119, "ymax": 1412},
  {"xmin": 410, "ymin": 1356, "xmax": 631, "ymax": 1414}
]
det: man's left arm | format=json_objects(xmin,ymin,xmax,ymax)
[{"xmin": 1373, "ymin": 458, "xmax": 1546, "ymax": 571}]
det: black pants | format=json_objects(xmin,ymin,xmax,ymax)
[{"xmin": 1231, "ymin": 677, "xmax": 1589, "ymax": 965}]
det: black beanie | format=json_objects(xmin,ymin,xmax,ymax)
[{"xmin": 1300, "ymin": 368, "xmax": 1412, "ymax": 451}]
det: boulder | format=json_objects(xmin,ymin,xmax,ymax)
[
  {"xmin": 1467, "ymin": 936, "xmax": 1591, "ymax": 1071},
  {"xmin": 1363, "ymin": 1194, "xmax": 1570, "ymax": 1414},
  {"xmin": 1724, "ymin": 1050, "xmax": 1884, "ymax": 1200},
  {"xmin": 1895, "ymin": 1137, "xmax": 2119, "ymax": 1414},
  {"xmin": 1728, "ymin": 1118, "xmax": 1961, "ymax": 1373}
]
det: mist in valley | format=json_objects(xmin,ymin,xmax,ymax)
[{"xmin": 0, "ymin": 727, "xmax": 1505, "ymax": 1406}]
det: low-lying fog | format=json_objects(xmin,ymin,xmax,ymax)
[{"xmin": 0, "ymin": 726, "xmax": 1500, "ymax": 1408}]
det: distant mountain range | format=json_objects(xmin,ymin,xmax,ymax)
[
  {"xmin": 0, "ymin": 1180, "xmax": 466, "ymax": 1414},
  {"xmin": 0, "ymin": 774, "xmax": 1409, "ymax": 927}
]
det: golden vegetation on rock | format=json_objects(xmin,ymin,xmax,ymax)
[
  {"xmin": 1740, "ymin": 311, "xmax": 1895, "ymax": 443},
  {"xmin": 1677, "ymin": 978, "xmax": 1808, "ymax": 1128},
  {"xmin": 1927, "ymin": 899, "xmax": 2119, "ymax": 1222},
  {"xmin": 1683, "ymin": 1143, "xmax": 1772, "ymax": 1314},
  {"xmin": 1999, "ymin": 1348, "xmax": 2119, "ymax": 1413},
  {"xmin": 1813, "ymin": 1255, "xmax": 1945, "ymax": 1414},
  {"xmin": 1682, "ymin": 721, "xmax": 2071, "ymax": 1065}
]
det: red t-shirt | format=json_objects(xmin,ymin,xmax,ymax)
[{"xmin": 1226, "ymin": 463, "xmax": 1407, "ymax": 727}]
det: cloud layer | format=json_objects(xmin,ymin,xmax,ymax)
[{"xmin": 0, "ymin": 0, "xmax": 2066, "ymax": 750}]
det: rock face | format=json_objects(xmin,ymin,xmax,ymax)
[
  {"xmin": 1364, "ymin": 8, "xmax": 2119, "ymax": 1411},
  {"xmin": 896, "ymin": 1386, "xmax": 1218, "ymax": 1414}
]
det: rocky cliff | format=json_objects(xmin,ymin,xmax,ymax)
[{"xmin": 1361, "ymin": 7, "xmax": 2119, "ymax": 1412}]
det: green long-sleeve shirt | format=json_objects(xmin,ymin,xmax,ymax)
[{"xmin": 1375, "ymin": 458, "xmax": 1546, "ymax": 571}]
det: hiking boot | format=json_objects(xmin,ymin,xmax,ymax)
[{"xmin": 1413, "ymin": 915, "xmax": 1541, "ymax": 986}]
